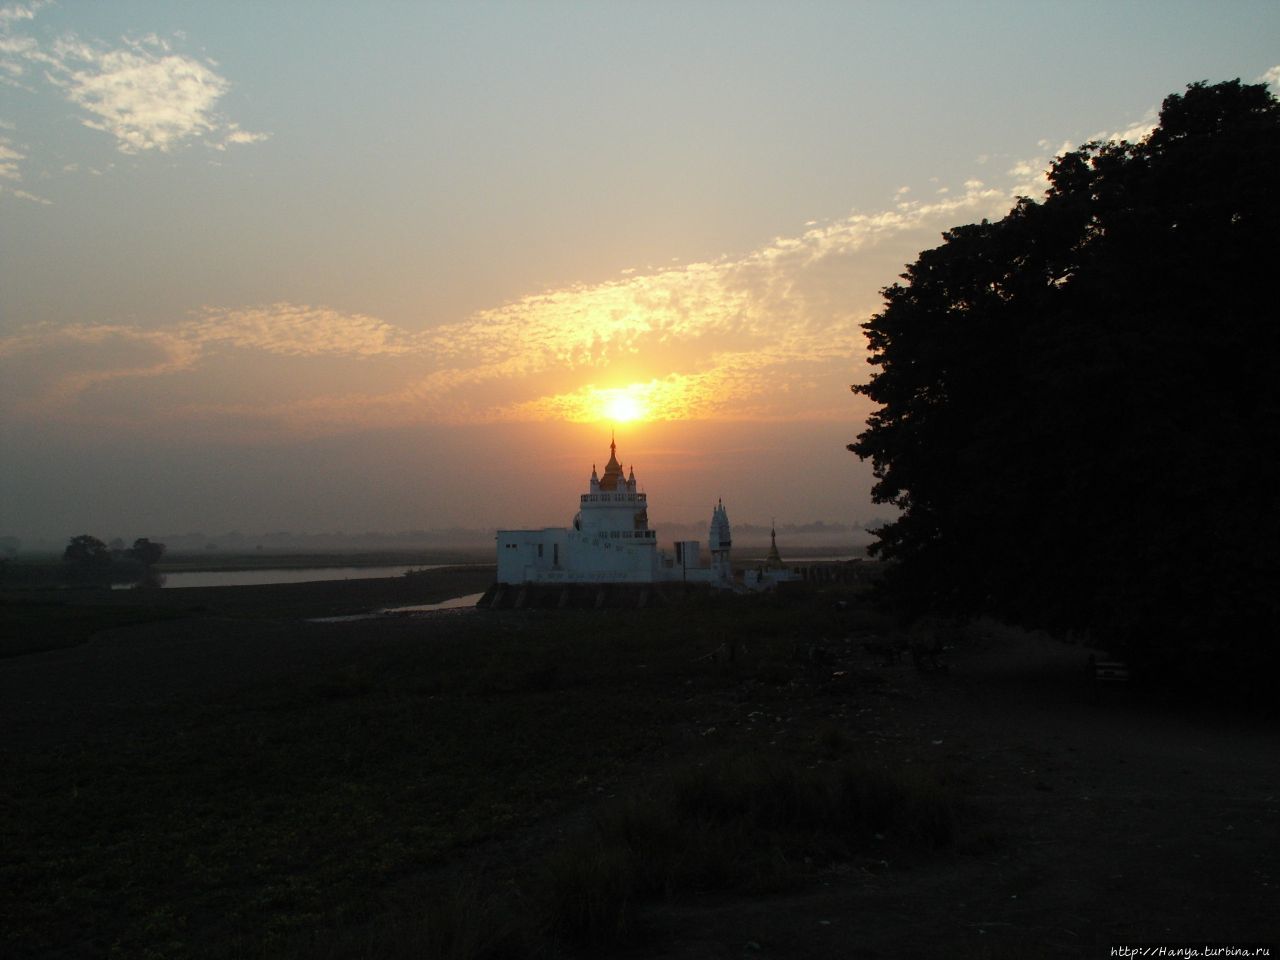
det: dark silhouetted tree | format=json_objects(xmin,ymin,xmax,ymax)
[
  {"xmin": 850, "ymin": 81, "xmax": 1280, "ymax": 691},
  {"xmin": 63, "ymin": 535, "xmax": 111, "ymax": 569},
  {"xmin": 126, "ymin": 538, "xmax": 166, "ymax": 567}
]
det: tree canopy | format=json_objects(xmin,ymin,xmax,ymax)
[
  {"xmin": 126, "ymin": 538, "xmax": 166, "ymax": 567},
  {"xmin": 58, "ymin": 534, "xmax": 167, "ymax": 586},
  {"xmin": 63, "ymin": 535, "xmax": 112, "ymax": 568},
  {"xmin": 850, "ymin": 81, "xmax": 1280, "ymax": 684}
]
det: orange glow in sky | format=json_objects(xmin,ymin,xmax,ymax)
[
  {"xmin": 601, "ymin": 388, "xmax": 645, "ymax": 423},
  {"xmin": 4, "ymin": 1, "xmax": 1273, "ymax": 540}
]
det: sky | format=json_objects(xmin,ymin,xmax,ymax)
[{"xmin": 2, "ymin": 1, "xmax": 1278, "ymax": 548}]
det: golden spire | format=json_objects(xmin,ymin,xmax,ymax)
[{"xmin": 601, "ymin": 431, "xmax": 624, "ymax": 490}]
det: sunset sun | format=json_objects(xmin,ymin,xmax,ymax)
[{"xmin": 602, "ymin": 389, "xmax": 644, "ymax": 423}]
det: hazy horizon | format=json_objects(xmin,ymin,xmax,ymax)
[
  {"xmin": 5, "ymin": 503, "xmax": 885, "ymax": 555},
  {"xmin": 3, "ymin": 2, "xmax": 1278, "ymax": 545}
]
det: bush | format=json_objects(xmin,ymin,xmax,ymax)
[{"xmin": 541, "ymin": 751, "xmax": 955, "ymax": 946}]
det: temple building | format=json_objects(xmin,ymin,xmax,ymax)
[
  {"xmin": 495, "ymin": 435, "xmax": 735, "ymax": 586},
  {"xmin": 764, "ymin": 521, "xmax": 784, "ymax": 570},
  {"xmin": 745, "ymin": 520, "xmax": 801, "ymax": 589}
]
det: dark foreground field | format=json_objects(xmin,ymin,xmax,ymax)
[{"xmin": 2, "ymin": 572, "xmax": 1276, "ymax": 958}]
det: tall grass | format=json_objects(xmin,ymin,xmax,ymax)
[{"xmin": 543, "ymin": 751, "xmax": 955, "ymax": 948}]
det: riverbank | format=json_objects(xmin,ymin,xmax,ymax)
[
  {"xmin": 0, "ymin": 549, "xmax": 494, "ymax": 592},
  {"xmin": 0, "ymin": 566, "xmax": 496, "ymax": 657},
  {"xmin": 153, "ymin": 548, "xmax": 495, "ymax": 574}
]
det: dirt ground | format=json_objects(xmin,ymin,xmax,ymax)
[
  {"xmin": 3, "ymin": 594, "xmax": 1276, "ymax": 959},
  {"xmin": 636, "ymin": 625, "xmax": 1280, "ymax": 959}
]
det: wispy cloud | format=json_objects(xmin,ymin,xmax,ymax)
[
  {"xmin": 500, "ymin": 350, "xmax": 821, "ymax": 424},
  {"xmin": 1100, "ymin": 109, "xmax": 1158, "ymax": 145},
  {"xmin": 0, "ymin": 179, "xmax": 1013, "ymax": 433},
  {"xmin": 1006, "ymin": 106, "xmax": 1174, "ymax": 198},
  {"xmin": 1101, "ymin": 71, "xmax": 1280, "ymax": 143},
  {"xmin": 0, "ymin": 9, "xmax": 267, "ymax": 160},
  {"xmin": 215, "ymin": 123, "xmax": 269, "ymax": 150},
  {"xmin": 1003, "ymin": 139, "xmax": 1074, "ymax": 196},
  {"xmin": 18, "ymin": 89, "xmax": 1201, "ymax": 431},
  {"xmin": 0, "ymin": 135, "xmax": 21, "ymax": 179},
  {"xmin": 0, "ymin": 42, "xmax": 37, "ymax": 91},
  {"xmin": 191, "ymin": 304, "xmax": 421, "ymax": 358},
  {"xmin": 1001, "ymin": 100, "xmax": 1194, "ymax": 202},
  {"xmin": 0, "ymin": 1, "xmax": 46, "ymax": 25},
  {"xmin": 0, "ymin": 130, "xmax": 48, "ymax": 202},
  {"xmin": 41, "ymin": 34, "xmax": 261, "ymax": 154}
]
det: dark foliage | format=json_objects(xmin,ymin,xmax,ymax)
[
  {"xmin": 543, "ymin": 753, "xmax": 954, "ymax": 948},
  {"xmin": 55, "ymin": 534, "xmax": 167, "ymax": 586},
  {"xmin": 850, "ymin": 81, "xmax": 1280, "ymax": 686},
  {"xmin": 61, "ymin": 534, "xmax": 117, "ymax": 585},
  {"xmin": 126, "ymin": 537, "xmax": 166, "ymax": 567},
  {"xmin": 63, "ymin": 534, "xmax": 112, "ymax": 568}
]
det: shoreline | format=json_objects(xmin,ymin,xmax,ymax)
[{"xmin": 0, "ymin": 566, "xmax": 500, "ymax": 658}]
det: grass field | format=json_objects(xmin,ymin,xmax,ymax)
[{"xmin": 3, "ymin": 571, "xmax": 1276, "ymax": 958}]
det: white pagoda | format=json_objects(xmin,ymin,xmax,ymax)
[{"xmin": 495, "ymin": 434, "xmax": 734, "ymax": 586}]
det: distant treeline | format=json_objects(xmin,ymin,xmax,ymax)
[
  {"xmin": 7, "ymin": 520, "xmax": 887, "ymax": 557},
  {"xmin": 851, "ymin": 80, "xmax": 1280, "ymax": 697},
  {"xmin": 1, "ymin": 535, "xmax": 166, "ymax": 588},
  {"xmin": 5, "ymin": 529, "xmax": 501, "ymax": 556}
]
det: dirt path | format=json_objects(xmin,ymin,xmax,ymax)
[{"xmin": 642, "ymin": 628, "xmax": 1280, "ymax": 958}]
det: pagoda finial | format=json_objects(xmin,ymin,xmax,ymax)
[
  {"xmin": 611, "ymin": 429, "xmax": 616, "ymax": 457},
  {"xmin": 766, "ymin": 517, "xmax": 782, "ymax": 567}
]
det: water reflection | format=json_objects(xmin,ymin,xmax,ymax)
[
  {"xmin": 309, "ymin": 592, "xmax": 484, "ymax": 623},
  {"xmin": 381, "ymin": 592, "xmax": 486, "ymax": 614},
  {"xmin": 116, "ymin": 564, "xmax": 469, "ymax": 590}
]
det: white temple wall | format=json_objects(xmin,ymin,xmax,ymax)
[{"xmin": 497, "ymin": 527, "xmax": 659, "ymax": 583}]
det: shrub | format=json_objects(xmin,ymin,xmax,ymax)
[{"xmin": 540, "ymin": 751, "xmax": 955, "ymax": 945}]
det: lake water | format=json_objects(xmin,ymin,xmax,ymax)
[{"xmin": 127, "ymin": 563, "xmax": 467, "ymax": 589}]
